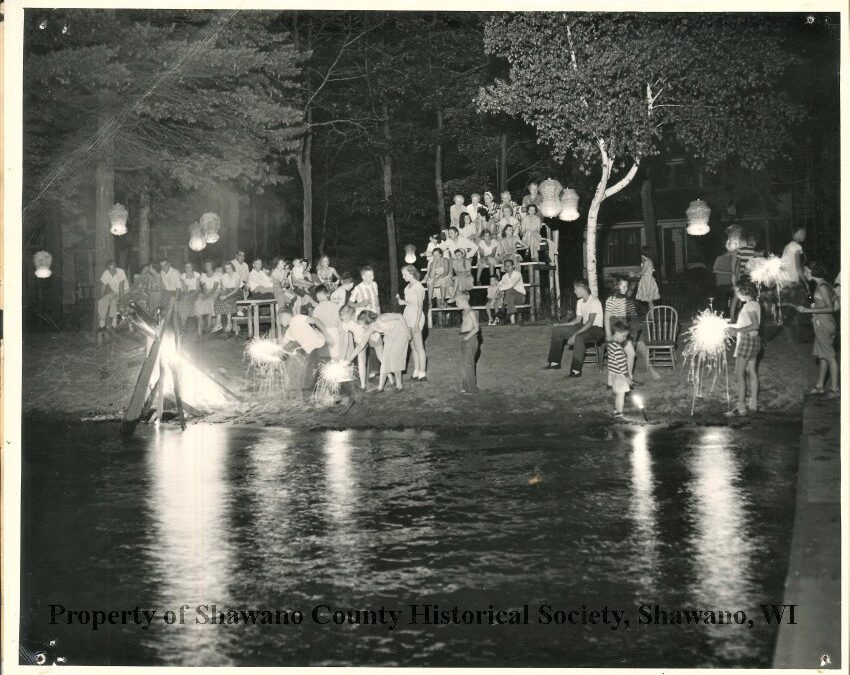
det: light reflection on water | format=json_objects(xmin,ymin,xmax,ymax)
[{"xmin": 21, "ymin": 420, "xmax": 800, "ymax": 667}]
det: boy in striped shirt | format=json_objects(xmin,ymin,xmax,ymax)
[{"xmin": 607, "ymin": 320, "xmax": 631, "ymax": 418}]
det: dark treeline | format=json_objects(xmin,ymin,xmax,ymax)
[{"xmin": 22, "ymin": 10, "xmax": 839, "ymax": 319}]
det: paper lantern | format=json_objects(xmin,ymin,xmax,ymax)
[
  {"xmin": 200, "ymin": 212, "xmax": 221, "ymax": 244},
  {"xmin": 404, "ymin": 244, "xmax": 417, "ymax": 264},
  {"xmin": 558, "ymin": 188, "xmax": 580, "ymax": 221},
  {"xmin": 686, "ymin": 199, "xmax": 711, "ymax": 236},
  {"xmin": 538, "ymin": 178, "xmax": 563, "ymax": 218},
  {"xmin": 109, "ymin": 203, "xmax": 128, "ymax": 236},
  {"xmin": 188, "ymin": 222, "xmax": 207, "ymax": 252},
  {"xmin": 33, "ymin": 250, "xmax": 53, "ymax": 278}
]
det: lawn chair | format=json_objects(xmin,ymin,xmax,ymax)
[{"xmin": 645, "ymin": 305, "xmax": 678, "ymax": 370}]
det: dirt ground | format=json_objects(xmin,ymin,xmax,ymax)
[{"xmin": 22, "ymin": 318, "xmax": 821, "ymax": 431}]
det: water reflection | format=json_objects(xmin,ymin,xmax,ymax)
[
  {"xmin": 629, "ymin": 428, "xmax": 660, "ymax": 593},
  {"xmin": 687, "ymin": 428, "xmax": 757, "ymax": 659},
  {"xmin": 146, "ymin": 424, "xmax": 234, "ymax": 666}
]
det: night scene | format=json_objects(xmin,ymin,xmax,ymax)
[{"xmin": 10, "ymin": 5, "xmax": 843, "ymax": 670}]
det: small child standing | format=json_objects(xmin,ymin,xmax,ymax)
[
  {"xmin": 607, "ymin": 321, "xmax": 631, "ymax": 418},
  {"xmin": 636, "ymin": 247, "xmax": 661, "ymax": 313},
  {"xmin": 486, "ymin": 276, "xmax": 502, "ymax": 325},
  {"xmin": 457, "ymin": 292, "xmax": 480, "ymax": 394},
  {"xmin": 726, "ymin": 280, "xmax": 761, "ymax": 417}
]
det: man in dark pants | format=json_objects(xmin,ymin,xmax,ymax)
[{"xmin": 543, "ymin": 279, "xmax": 605, "ymax": 377}]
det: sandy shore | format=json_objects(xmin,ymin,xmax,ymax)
[{"xmin": 22, "ymin": 320, "xmax": 819, "ymax": 431}]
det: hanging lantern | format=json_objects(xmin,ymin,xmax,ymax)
[
  {"xmin": 109, "ymin": 203, "xmax": 128, "ymax": 236},
  {"xmin": 538, "ymin": 177, "xmax": 563, "ymax": 218},
  {"xmin": 200, "ymin": 212, "xmax": 221, "ymax": 244},
  {"xmin": 686, "ymin": 198, "xmax": 711, "ymax": 236},
  {"xmin": 188, "ymin": 222, "xmax": 206, "ymax": 252},
  {"xmin": 558, "ymin": 188, "xmax": 580, "ymax": 221},
  {"xmin": 404, "ymin": 244, "xmax": 417, "ymax": 264},
  {"xmin": 33, "ymin": 250, "xmax": 53, "ymax": 278}
]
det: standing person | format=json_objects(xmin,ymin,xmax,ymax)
[
  {"xmin": 348, "ymin": 311, "xmax": 411, "ymax": 392},
  {"xmin": 495, "ymin": 258, "xmax": 526, "ymax": 325},
  {"xmin": 350, "ymin": 266, "xmax": 381, "ymax": 317},
  {"xmin": 331, "ymin": 274, "xmax": 355, "ymax": 307},
  {"xmin": 397, "ymin": 265, "xmax": 427, "ymax": 381},
  {"xmin": 794, "ymin": 262, "xmax": 839, "ymax": 398},
  {"xmin": 713, "ymin": 246, "xmax": 735, "ymax": 317},
  {"xmin": 231, "ymin": 250, "xmax": 250, "ymax": 288},
  {"xmin": 197, "ymin": 261, "xmax": 220, "ymax": 336},
  {"xmin": 339, "ymin": 305, "xmax": 381, "ymax": 390},
  {"xmin": 457, "ymin": 291, "xmax": 480, "ymax": 394},
  {"xmin": 543, "ymin": 279, "xmax": 604, "ymax": 375},
  {"xmin": 159, "ymin": 259, "xmax": 181, "ymax": 313},
  {"xmin": 177, "ymin": 262, "xmax": 201, "ymax": 334},
  {"xmin": 725, "ymin": 280, "xmax": 761, "ymax": 417},
  {"xmin": 316, "ymin": 256, "xmax": 340, "ymax": 290},
  {"xmin": 476, "ymin": 229, "xmax": 500, "ymax": 284},
  {"xmin": 248, "ymin": 259, "xmax": 275, "ymax": 298},
  {"xmin": 636, "ymin": 247, "xmax": 660, "ymax": 314},
  {"xmin": 97, "ymin": 260, "xmax": 127, "ymax": 333},
  {"xmin": 214, "ymin": 261, "xmax": 242, "ymax": 335},
  {"xmin": 607, "ymin": 321, "xmax": 632, "ymax": 418},
  {"xmin": 605, "ymin": 275, "xmax": 660, "ymax": 384},
  {"xmin": 425, "ymin": 248, "xmax": 453, "ymax": 324},
  {"xmin": 778, "ymin": 226, "xmax": 809, "ymax": 326},
  {"xmin": 730, "ymin": 234, "xmax": 757, "ymax": 319}
]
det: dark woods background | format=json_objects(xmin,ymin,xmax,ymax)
[{"xmin": 21, "ymin": 10, "xmax": 840, "ymax": 327}]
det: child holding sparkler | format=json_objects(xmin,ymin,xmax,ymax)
[
  {"xmin": 725, "ymin": 280, "xmax": 761, "ymax": 417},
  {"xmin": 607, "ymin": 321, "xmax": 632, "ymax": 418},
  {"xmin": 794, "ymin": 262, "xmax": 839, "ymax": 399},
  {"xmin": 457, "ymin": 292, "xmax": 480, "ymax": 394}
]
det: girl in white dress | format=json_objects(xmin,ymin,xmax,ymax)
[
  {"xmin": 636, "ymin": 247, "xmax": 661, "ymax": 312},
  {"xmin": 397, "ymin": 265, "xmax": 427, "ymax": 381}
]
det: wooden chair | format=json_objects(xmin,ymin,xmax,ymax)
[
  {"xmin": 583, "ymin": 336, "xmax": 606, "ymax": 373},
  {"xmin": 645, "ymin": 305, "xmax": 678, "ymax": 369}
]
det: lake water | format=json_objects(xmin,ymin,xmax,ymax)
[{"xmin": 20, "ymin": 418, "xmax": 800, "ymax": 667}]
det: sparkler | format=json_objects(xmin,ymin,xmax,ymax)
[
  {"xmin": 313, "ymin": 359, "xmax": 354, "ymax": 404},
  {"xmin": 632, "ymin": 393, "xmax": 649, "ymax": 423},
  {"xmin": 748, "ymin": 254, "xmax": 786, "ymax": 322},
  {"xmin": 682, "ymin": 309, "xmax": 733, "ymax": 415},
  {"xmin": 244, "ymin": 337, "xmax": 291, "ymax": 397}
]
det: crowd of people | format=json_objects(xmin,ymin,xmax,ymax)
[{"xmin": 93, "ymin": 188, "xmax": 839, "ymax": 418}]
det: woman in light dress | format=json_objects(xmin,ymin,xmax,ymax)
[
  {"xmin": 397, "ymin": 265, "xmax": 427, "ymax": 381},
  {"xmin": 348, "ymin": 311, "xmax": 411, "ymax": 392},
  {"xmin": 196, "ymin": 261, "xmax": 220, "ymax": 336},
  {"xmin": 636, "ymin": 247, "xmax": 661, "ymax": 313}
]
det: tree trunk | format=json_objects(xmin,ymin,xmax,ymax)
[
  {"xmin": 297, "ymin": 111, "xmax": 314, "ymax": 262},
  {"xmin": 586, "ymin": 156, "xmax": 613, "ymax": 297},
  {"xmin": 498, "ymin": 131, "xmax": 508, "ymax": 193},
  {"xmin": 94, "ymin": 111, "xmax": 115, "ymax": 275},
  {"xmin": 380, "ymin": 104, "xmax": 399, "ymax": 303},
  {"xmin": 435, "ymin": 109, "xmax": 445, "ymax": 230},
  {"xmin": 225, "ymin": 190, "xmax": 239, "ymax": 255},
  {"xmin": 640, "ymin": 177, "xmax": 659, "ymax": 261},
  {"xmin": 138, "ymin": 192, "xmax": 150, "ymax": 267}
]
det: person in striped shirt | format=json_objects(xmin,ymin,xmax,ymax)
[
  {"xmin": 607, "ymin": 321, "xmax": 632, "ymax": 418},
  {"xmin": 604, "ymin": 276, "xmax": 660, "ymax": 385}
]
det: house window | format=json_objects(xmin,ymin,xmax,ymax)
[
  {"xmin": 659, "ymin": 159, "xmax": 697, "ymax": 191},
  {"xmin": 604, "ymin": 227, "xmax": 642, "ymax": 267}
]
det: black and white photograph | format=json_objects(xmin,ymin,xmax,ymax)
[{"xmin": 2, "ymin": 0, "xmax": 847, "ymax": 670}]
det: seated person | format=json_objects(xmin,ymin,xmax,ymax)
[
  {"xmin": 544, "ymin": 279, "xmax": 604, "ymax": 376},
  {"xmin": 248, "ymin": 259, "xmax": 275, "ymax": 299},
  {"xmin": 495, "ymin": 258, "xmax": 525, "ymax": 325},
  {"xmin": 605, "ymin": 275, "xmax": 660, "ymax": 386}
]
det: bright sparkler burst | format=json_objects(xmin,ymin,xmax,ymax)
[
  {"xmin": 683, "ymin": 309, "xmax": 733, "ymax": 415},
  {"xmin": 748, "ymin": 255, "xmax": 784, "ymax": 288},
  {"xmin": 313, "ymin": 359, "xmax": 354, "ymax": 404},
  {"xmin": 244, "ymin": 337, "xmax": 291, "ymax": 396}
]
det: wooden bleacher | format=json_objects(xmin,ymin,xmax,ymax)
[{"xmin": 421, "ymin": 260, "xmax": 548, "ymax": 327}]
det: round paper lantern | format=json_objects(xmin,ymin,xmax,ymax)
[
  {"xmin": 404, "ymin": 244, "xmax": 417, "ymax": 264},
  {"xmin": 200, "ymin": 212, "xmax": 221, "ymax": 244},
  {"xmin": 558, "ymin": 188, "xmax": 580, "ymax": 221},
  {"xmin": 686, "ymin": 199, "xmax": 711, "ymax": 236},
  {"xmin": 109, "ymin": 203, "xmax": 128, "ymax": 236},
  {"xmin": 188, "ymin": 222, "xmax": 207, "ymax": 251},
  {"xmin": 33, "ymin": 250, "xmax": 53, "ymax": 278},
  {"xmin": 538, "ymin": 177, "xmax": 563, "ymax": 218}
]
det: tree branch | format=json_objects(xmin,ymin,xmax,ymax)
[{"xmin": 604, "ymin": 160, "xmax": 641, "ymax": 198}]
